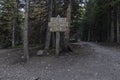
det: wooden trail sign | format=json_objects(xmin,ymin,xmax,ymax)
[
  {"xmin": 48, "ymin": 15, "xmax": 68, "ymax": 56},
  {"xmin": 48, "ymin": 15, "xmax": 68, "ymax": 32}
]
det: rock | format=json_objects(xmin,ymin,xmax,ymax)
[
  {"xmin": 67, "ymin": 69, "xmax": 71, "ymax": 72},
  {"xmin": 21, "ymin": 56, "xmax": 24, "ymax": 59},
  {"xmin": 37, "ymin": 50, "xmax": 44, "ymax": 56},
  {"xmin": 37, "ymin": 50, "xmax": 49, "ymax": 56}
]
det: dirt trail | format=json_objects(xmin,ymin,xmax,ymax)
[{"xmin": 0, "ymin": 42, "xmax": 120, "ymax": 80}]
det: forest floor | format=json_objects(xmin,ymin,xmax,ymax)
[{"xmin": 0, "ymin": 42, "xmax": 120, "ymax": 80}]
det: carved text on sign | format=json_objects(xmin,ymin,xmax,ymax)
[{"xmin": 48, "ymin": 15, "xmax": 68, "ymax": 32}]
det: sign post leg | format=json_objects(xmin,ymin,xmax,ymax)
[{"xmin": 56, "ymin": 32, "xmax": 60, "ymax": 56}]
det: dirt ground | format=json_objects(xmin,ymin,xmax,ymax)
[{"xmin": 0, "ymin": 42, "xmax": 120, "ymax": 80}]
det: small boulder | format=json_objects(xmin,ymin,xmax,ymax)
[{"xmin": 37, "ymin": 50, "xmax": 49, "ymax": 56}]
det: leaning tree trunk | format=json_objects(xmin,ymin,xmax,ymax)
[{"xmin": 23, "ymin": 0, "xmax": 29, "ymax": 61}]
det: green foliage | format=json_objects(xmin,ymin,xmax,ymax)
[
  {"xmin": 71, "ymin": 0, "xmax": 85, "ymax": 37},
  {"xmin": 0, "ymin": 0, "xmax": 17, "ymax": 47},
  {"xmin": 81, "ymin": 0, "xmax": 120, "ymax": 41}
]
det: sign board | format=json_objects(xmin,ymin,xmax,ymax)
[
  {"xmin": 50, "ymin": 18, "xmax": 67, "ymax": 22},
  {"xmin": 48, "ymin": 15, "xmax": 68, "ymax": 32}
]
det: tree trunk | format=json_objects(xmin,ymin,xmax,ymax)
[
  {"xmin": 52, "ymin": 32, "xmax": 55, "ymax": 48},
  {"xmin": 65, "ymin": 0, "xmax": 71, "ymax": 41},
  {"xmin": 12, "ymin": 1, "xmax": 18, "ymax": 48},
  {"xmin": 12, "ymin": 22, "xmax": 15, "ymax": 47},
  {"xmin": 111, "ymin": 9, "xmax": 115, "ymax": 42},
  {"xmin": 88, "ymin": 28, "xmax": 91, "ymax": 41},
  {"xmin": 45, "ymin": 0, "xmax": 53, "ymax": 50},
  {"xmin": 23, "ymin": 0, "xmax": 29, "ymax": 61},
  {"xmin": 117, "ymin": 6, "xmax": 120, "ymax": 43},
  {"xmin": 63, "ymin": 0, "xmax": 72, "ymax": 52},
  {"xmin": 107, "ymin": 11, "xmax": 111, "ymax": 42},
  {"xmin": 56, "ymin": 32, "xmax": 60, "ymax": 56}
]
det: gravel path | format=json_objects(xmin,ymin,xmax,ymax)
[{"xmin": 0, "ymin": 42, "xmax": 120, "ymax": 80}]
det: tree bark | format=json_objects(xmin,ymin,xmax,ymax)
[
  {"xmin": 23, "ymin": 0, "xmax": 29, "ymax": 61},
  {"xmin": 56, "ymin": 32, "xmax": 60, "ymax": 56},
  {"xmin": 107, "ymin": 11, "xmax": 111, "ymax": 42},
  {"xmin": 12, "ymin": 17, "xmax": 15, "ymax": 48},
  {"xmin": 117, "ymin": 6, "xmax": 120, "ymax": 43},
  {"xmin": 111, "ymin": 9, "xmax": 115, "ymax": 42},
  {"xmin": 45, "ymin": 0, "xmax": 53, "ymax": 50},
  {"xmin": 63, "ymin": 0, "xmax": 72, "ymax": 52},
  {"xmin": 88, "ymin": 27, "xmax": 91, "ymax": 41},
  {"xmin": 52, "ymin": 32, "xmax": 55, "ymax": 48},
  {"xmin": 65, "ymin": 0, "xmax": 71, "ymax": 41},
  {"xmin": 12, "ymin": 1, "xmax": 18, "ymax": 48},
  {"xmin": 12, "ymin": 23, "xmax": 15, "ymax": 47}
]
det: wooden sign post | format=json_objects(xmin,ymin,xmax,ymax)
[{"xmin": 48, "ymin": 15, "xmax": 68, "ymax": 56}]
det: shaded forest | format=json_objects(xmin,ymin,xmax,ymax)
[
  {"xmin": 0, "ymin": 0, "xmax": 120, "ymax": 79},
  {"xmin": 82, "ymin": 0, "xmax": 120, "ymax": 43},
  {"xmin": 0, "ymin": 0, "xmax": 120, "ymax": 59}
]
